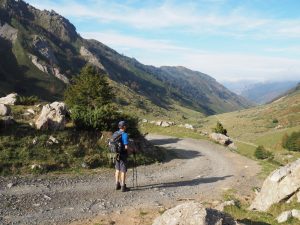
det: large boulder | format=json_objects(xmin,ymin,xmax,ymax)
[
  {"xmin": 209, "ymin": 133, "xmax": 231, "ymax": 145},
  {"xmin": 152, "ymin": 202, "xmax": 238, "ymax": 225},
  {"xmin": 0, "ymin": 104, "xmax": 11, "ymax": 116},
  {"xmin": 250, "ymin": 159, "xmax": 300, "ymax": 212},
  {"xmin": 35, "ymin": 102, "xmax": 68, "ymax": 130},
  {"xmin": 0, "ymin": 93, "xmax": 18, "ymax": 105}
]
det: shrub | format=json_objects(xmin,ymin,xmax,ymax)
[
  {"xmin": 16, "ymin": 95, "xmax": 39, "ymax": 105},
  {"xmin": 84, "ymin": 154, "xmax": 102, "ymax": 168},
  {"xmin": 272, "ymin": 118, "xmax": 279, "ymax": 123},
  {"xmin": 212, "ymin": 122, "xmax": 227, "ymax": 135},
  {"xmin": 254, "ymin": 146, "xmax": 274, "ymax": 159},
  {"xmin": 282, "ymin": 132, "xmax": 300, "ymax": 152}
]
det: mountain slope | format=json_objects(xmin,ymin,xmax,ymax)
[{"xmin": 0, "ymin": 0, "xmax": 252, "ymax": 116}]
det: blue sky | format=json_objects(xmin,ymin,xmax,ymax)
[{"xmin": 26, "ymin": 0, "xmax": 300, "ymax": 82}]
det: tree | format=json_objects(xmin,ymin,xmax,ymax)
[
  {"xmin": 212, "ymin": 121, "xmax": 227, "ymax": 136},
  {"xmin": 282, "ymin": 132, "xmax": 300, "ymax": 152},
  {"xmin": 64, "ymin": 65, "xmax": 114, "ymax": 110}
]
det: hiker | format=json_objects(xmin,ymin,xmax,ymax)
[{"xmin": 115, "ymin": 121, "xmax": 130, "ymax": 192}]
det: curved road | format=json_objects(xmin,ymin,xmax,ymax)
[{"xmin": 0, "ymin": 134, "xmax": 261, "ymax": 225}]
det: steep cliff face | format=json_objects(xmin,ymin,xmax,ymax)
[{"xmin": 0, "ymin": 0, "xmax": 252, "ymax": 115}]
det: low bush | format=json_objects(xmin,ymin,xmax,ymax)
[{"xmin": 254, "ymin": 146, "xmax": 274, "ymax": 160}]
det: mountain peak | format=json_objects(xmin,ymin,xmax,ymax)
[{"xmin": 0, "ymin": 0, "xmax": 77, "ymax": 42}]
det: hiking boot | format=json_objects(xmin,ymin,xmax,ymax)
[
  {"xmin": 116, "ymin": 182, "xmax": 121, "ymax": 190},
  {"xmin": 121, "ymin": 184, "xmax": 130, "ymax": 192}
]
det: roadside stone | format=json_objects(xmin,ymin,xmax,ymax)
[
  {"xmin": 209, "ymin": 133, "xmax": 231, "ymax": 145},
  {"xmin": 0, "ymin": 104, "xmax": 11, "ymax": 116},
  {"xmin": 142, "ymin": 119, "xmax": 148, "ymax": 123},
  {"xmin": 155, "ymin": 121, "xmax": 162, "ymax": 126},
  {"xmin": 152, "ymin": 202, "xmax": 238, "ymax": 225},
  {"xmin": 228, "ymin": 143, "xmax": 237, "ymax": 150},
  {"xmin": 0, "ymin": 93, "xmax": 18, "ymax": 105},
  {"xmin": 250, "ymin": 159, "xmax": 300, "ymax": 211},
  {"xmin": 161, "ymin": 121, "xmax": 170, "ymax": 127}
]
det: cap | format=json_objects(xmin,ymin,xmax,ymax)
[{"xmin": 118, "ymin": 121, "xmax": 127, "ymax": 128}]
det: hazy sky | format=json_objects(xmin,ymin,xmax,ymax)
[{"xmin": 25, "ymin": 0, "xmax": 300, "ymax": 82}]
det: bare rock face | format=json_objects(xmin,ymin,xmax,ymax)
[
  {"xmin": 0, "ymin": 22, "xmax": 18, "ymax": 42},
  {"xmin": 0, "ymin": 104, "xmax": 11, "ymax": 116},
  {"xmin": 35, "ymin": 102, "xmax": 67, "ymax": 130},
  {"xmin": 32, "ymin": 35, "xmax": 58, "ymax": 64},
  {"xmin": 28, "ymin": 54, "xmax": 69, "ymax": 84},
  {"xmin": 250, "ymin": 159, "xmax": 300, "ymax": 212},
  {"xmin": 80, "ymin": 46, "xmax": 105, "ymax": 70},
  {"xmin": 209, "ymin": 133, "xmax": 231, "ymax": 145},
  {"xmin": 0, "ymin": 93, "xmax": 18, "ymax": 105},
  {"xmin": 152, "ymin": 202, "xmax": 238, "ymax": 225}
]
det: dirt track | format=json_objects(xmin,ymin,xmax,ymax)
[{"xmin": 0, "ymin": 134, "xmax": 261, "ymax": 225}]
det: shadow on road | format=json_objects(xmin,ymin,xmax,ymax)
[
  {"xmin": 134, "ymin": 175, "xmax": 233, "ymax": 190},
  {"xmin": 148, "ymin": 137, "xmax": 181, "ymax": 146},
  {"xmin": 162, "ymin": 148, "xmax": 203, "ymax": 163}
]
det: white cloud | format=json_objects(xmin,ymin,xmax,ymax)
[
  {"xmin": 83, "ymin": 31, "xmax": 300, "ymax": 82},
  {"xmin": 26, "ymin": 0, "xmax": 300, "ymax": 38}
]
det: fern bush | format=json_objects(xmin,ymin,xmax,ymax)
[{"xmin": 16, "ymin": 95, "xmax": 39, "ymax": 105}]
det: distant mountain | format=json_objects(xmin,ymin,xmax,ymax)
[
  {"xmin": 0, "ymin": 0, "xmax": 252, "ymax": 116},
  {"xmin": 223, "ymin": 80, "xmax": 298, "ymax": 105}
]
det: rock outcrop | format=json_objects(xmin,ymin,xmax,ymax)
[
  {"xmin": 0, "ymin": 22, "xmax": 18, "ymax": 42},
  {"xmin": 152, "ymin": 202, "xmax": 238, "ymax": 225},
  {"xmin": 28, "ymin": 54, "xmax": 69, "ymax": 84},
  {"xmin": 250, "ymin": 159, "xmax": 300, "ymax": 212},
  {"xmin": 80, "ymin": 46, "xmax": 105, "ymax": 70},
  {"xmin": 35, "ymin": 102, "xmax": 68, "ymax": 130},
  {"xmin": 0, "ymin": 93, "xmax": 18, "ymax": 105},
  {"xmin": 0, "ymin": 104, "xmax": 11, "ymax": 116},
  {"xmin": 209, "ymin": 133, "xmax": 231, "ymax": 145}
]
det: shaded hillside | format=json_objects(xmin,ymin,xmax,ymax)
[{"xmin": 0, "ymin": 0, "xmax": 251, "ymax": 116}]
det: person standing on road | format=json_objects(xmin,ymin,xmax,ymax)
[{"xmin": 115, "ymin": 121, "xmax": 130, "ymax": 192}]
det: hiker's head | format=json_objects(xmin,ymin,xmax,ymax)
[{"xmin": 118, "ymin": 121, "xmax": 127, "ymax": 130}]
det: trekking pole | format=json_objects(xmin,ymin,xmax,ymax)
[{"xmin": 134, "ymin": 150, "xmax": 138, "ymax": 188}]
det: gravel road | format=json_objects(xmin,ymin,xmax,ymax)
[{"xmin": 0, "ymin": 134, "xmax": 261, "ymax": 225}]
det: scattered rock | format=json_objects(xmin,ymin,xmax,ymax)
[
  {"xmin": 142, "ymin": 119, "xmax": 148, "ymax": 123},
  {"xmin": 161, "ymin": 121, "xmax": 171, "ymax": 127},
  {"xmin": 35, "ymin": 102, "xmax": 68, "ymax": 130},
  {"xmin": 7, "ymin": 183, "xmax": 14, "ymax": 189},
  {"xmin": 250, "ymin": 159, "xmax": 300, "ymax": 211},
  {"xmin": 275, "ymin": 125, "xmax": 284, "ymax": 129},
  {"xmin": 181, "ymin": 124, "xmax": 194, "ymax": 130},
  {"xmin": 31, "ymin": 164, "xmax": 43, "ymax": 170},
  {"xmin": 0, "ymin": 93, "xmax": 18, "ymax": 105},
  {"xmin": 44, "ymin": 195, "xmax": 52, "ymax": 201},
  {"xmin": 152, "ymin": 202, "xmax": 238, "ymax": 225},
  {"xmin": 47, "ymin": 136, "xmax": 59, "ymax": 145},
  {"xmin": 32, "ymin": 138, "xmax": 38, "ymax": 145},
  {"xmin": 155, "ymin": 121, "xmax": 162, "ymax": 126},
  {"xmin": 0, "ymin": 104, "xmax": 11, "ymax": 116},
  {"xmin": 27, "ymin": 108, "xmax": 35, "ymax": 115},
  {"xmin": 209, "ymin": 133, "xmax": 232, "ymax": 145}
]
